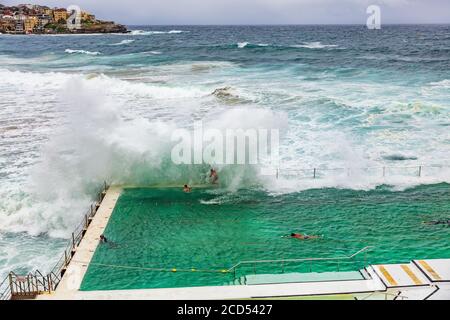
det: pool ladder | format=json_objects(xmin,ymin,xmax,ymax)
[{"xmin": 227, "ymin": 246, "xmax": 374, "ymax": 283}]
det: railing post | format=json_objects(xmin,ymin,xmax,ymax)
[
  {"xmin": 64, "ymin": 250, "xmax": 68, "ymax": 267},
  {"xmin": 364, "ymin": 251, "xmax": 367, "ymax": 268},
  {"xmin": 418, "ymin": 165, "xmax": 422, "ymax": 177},
  {"xmin": 85, "ymin": 214, "xmax": 88, "ymax": 229},
  {"xmin": 72, "ymin": 232, "xmax": 76, "ymax": 249},
  {"xmin": 276, "ymin": 169, "xmax": 279, "ymax": 179},
  {"xmin": 47, "ymin": 274, "xmax": 51, "ymax": 293},
  {"xmin": 8, "ymin": 273, "xmax": 13, "ymax": 297},
  {"xmin": 383, "ymin": 166, "xmax": 386, "ymax": 177},
  {"xmin": 313, "ymin": 168, "xmax": 316, "ymax": 179}
]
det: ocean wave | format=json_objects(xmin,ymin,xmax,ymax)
[
  {"xmin": 236, "ymin": 42, "xmax": 270, "ymax": 49},
  {"xmin": 129, "ymin": 29, "xmax": 188, "ymax": 36},
  {"xmin": 109, "ymin": 39, "xmax": 135, "ymax": 46},
  {"xmin": 237, "ymin": 42, "xmax": 249, "ymax": 48},
  {"xmin": 65, "ymin": 49, "xmax": 101, "ymax": 55},
  {"xmin": 292, "ymin": 42, "xmax": 338, "ymax": 49},
  {"xmin": 428, "ymin": 79, "xmax": 450, "ymax": 88},
  {"xmin": 146, "ymin": 51, "xmax": 162, "ymax": 55},
  {"xmin": 1, "ymin": 67, "xmax": 450, "ymax": 240},
  {"xmin": 233, "ymin": 42, "xmax": 337, "ymax": 50}
]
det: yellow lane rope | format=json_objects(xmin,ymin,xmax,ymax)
[{"xmin": 87, "ymin": 262, "xmax": 230, "ymax": 274}]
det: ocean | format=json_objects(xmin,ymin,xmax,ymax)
[{"xmin": 0, "ymin": 25, "xmax": 449, "ymax": 280}]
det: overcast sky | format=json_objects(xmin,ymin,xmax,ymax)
[{"xmin": 2, "ymin": 0, "xmax": 449, "ymax": 25}]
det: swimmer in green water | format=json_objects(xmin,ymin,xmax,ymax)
[
  {"xmin": 99, "ymin": 234, "xmax": 119, "ymax": 248},
  {"xmin": 423, "ymin": 219, "xmax": 450, "ymax": 226},
  {"xmin": 283, "ymin": 233, "xmax": 321, "ymax": 240}
]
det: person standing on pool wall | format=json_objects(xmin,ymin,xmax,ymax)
[{"xmin": 209, "ymin": 168, "xmax": 218, "ymax": 184}]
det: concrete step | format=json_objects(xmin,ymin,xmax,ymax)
[
  {"xmin": 371, "ymin": 263, "xmax": 430, "ymax": 288},
  {"xmin": 426, "ymin": 283, "xmax": 450, "ymax": 300},
  {"xmin": 412, "ymin": 259, "xmax": 450, "ymax": 283},
  {"xmin": 243, "ymin": 271, "xmax": 365, "ymax": 285}
]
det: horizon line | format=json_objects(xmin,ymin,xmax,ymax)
[{"xmin": 123, "ymin": 23, "xmax": 450, "ymax": 26}]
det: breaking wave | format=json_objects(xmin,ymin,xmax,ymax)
[
  {"xmin": 65, "ymin": 49, "xmax": 101, "ymax": 55},
  {"xmin": 129, "ymin": 30, "xmax": 188, "ymax": 36},
  {"xmin": 0, "ymin": 69, "xmax": 286, "ymax": 238},
  {"xmin": 292, "ymin": 42, "xmax": 338, "ymax": 49},
  {"xmin": 110, "ymin": 39, "xmax": 135, "ymax": 46}
]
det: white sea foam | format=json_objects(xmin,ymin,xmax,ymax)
[
  {"xmin": 292, "ymin": 42, "xmax": 338, "ymax": 49},
  {"xmin": 428, "ymin": 79, "xmax": 450, "ymax": 88},
  {"xmin": 130, "ymin": 29, "xmax": 188, "ymax": 36},
  {"xmin": 65, "ymin": 49, "xmax": 101, "ymax": 55},
  {"xmin": 237, "ymin": 42, "xmax": 269, "ymax": 48},
  {"xmin": 0, "ymin": 65, "xmax": 449, "ymax": 244},
  {"xmin": 110, "ymin": 39, "xmax": 135, "ymax": 46}
]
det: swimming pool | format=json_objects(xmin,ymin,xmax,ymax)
[{"xmin": 80, "ymin": 183, "xmax": 450, "ymax": 291}]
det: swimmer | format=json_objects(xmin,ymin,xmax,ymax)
[
  {"xmin": 183, "ymin": 184, "xmax": 192, "ymax": 193},
  {"xmin": 100, "ymin": 234, "xmax": 108, "ymax": 243},
  {"xmin": 423, "ymin": 219, "xmax": 450, "ymax": 226},
  {"xmin": 284, "ymin": 233, "xmax": 321, "ymax": 240},
  {"xmin": 210, "ymin": 168, "xmax": 218, "ymax": 184},
  {"xmin": 99, "ymin": 234, "xmax": 120, "ymax": 248}
]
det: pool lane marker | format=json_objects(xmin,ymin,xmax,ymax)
[
  {"xmin": 378, "ymin": 265, "xmax": 398, "ymax": 286},
  {"xmin": 400, "ymin": 265, "xmax": 422, "ymax": 285},
  {"xmin": 418, "ymin": 260, "xmax": 442, "ymax": 281}
]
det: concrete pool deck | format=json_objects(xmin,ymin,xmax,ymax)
[
  {"xmin": 37, "ymin": 186, "xmax": 450, "ymax": 300},
  {"xmin": 39, "ymin": 186, "xmax": 122, "ymax": 300}
]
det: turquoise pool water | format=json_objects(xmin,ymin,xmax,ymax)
[{"xmin": 80, "ymin": 184, "xmax": 450, "ymax": 291}]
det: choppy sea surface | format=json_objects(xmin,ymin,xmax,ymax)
[{"xmin": 0, "ymin": 25, "xmax": 449, "ymax": 280}]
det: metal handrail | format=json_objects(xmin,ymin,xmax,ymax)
[
  {"xmin": 227, "ymin": 246, "xmax": 374, "ymax": 273},
  {"xmin": 2, "ymin": 182, "xmax": 109, "ymax": 300},
  {"xmin": 0, "ymin": 273, "xmax": 12, "ymax": 300},
  {"xmin": 276, "ymin": 163, "xmax": 450, "ymax": 179},
  {"xmin": 278, "ymin": 163, "xmax": 450, "ymax": 172},
  {"xmin": 359, "ymin": 291, "xmax": 409, "ymax": 300}
]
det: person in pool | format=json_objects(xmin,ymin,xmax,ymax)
[
  {"xmin": 210, "ymin": 168, "xmax": 218, "ymax": 184},
  {"xmin": 99, "ymin": 234, "xmax": 119, "ymax": 248},
  {"xmin": 183, "ymin": 184, "xmax": 192, "ymax": 192},
  {"xmin": 99, "ymin": 234, "xmax": 108, "ymax": 243},
  {"xmin": 286, "ymin": 233, "xmax": 321, "ymax": 240},
  {"xmin": 424, "ymin": 219, "xmax": 450, "ymax": 226}
]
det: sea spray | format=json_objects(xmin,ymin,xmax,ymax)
[{"xmin": 6, "ymin": 74, "xmax": 288, "ymax": 238}]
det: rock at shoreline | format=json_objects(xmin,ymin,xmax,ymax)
[{"xmin": 71, "ymin": 22, "xmax": 128, "ymax": 34}]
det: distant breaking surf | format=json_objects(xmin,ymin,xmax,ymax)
[
  {"xmin": 235, "ymin": 42, "xmax": 336, "ymax": 49},
  {"xmin": 129, "ymin": 30, "xmax": 188, "ymax": 35},
  {"xmin": 110, "ymin": 39, "xmax": 135, "ymax": 46},
  {"xmin": 65, "ymin": 49, "xmax": 101, "ymax": 55},
  {"xmin": 292, "ymin": 42, "xmax": 338, "ymax": 49}
]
